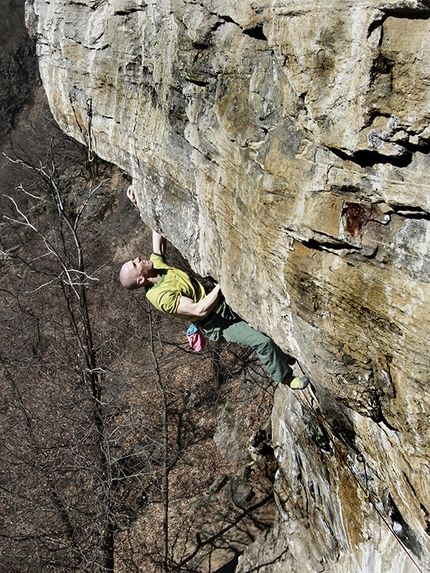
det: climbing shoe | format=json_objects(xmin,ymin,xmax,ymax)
[{"xmin": 287, "ymin": 376, "xmax": 309, "ymax": 390}]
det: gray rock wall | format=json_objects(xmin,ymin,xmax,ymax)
[{"xmin": 26, "ymin": 0, "xmax": 430, "ymax": 570}]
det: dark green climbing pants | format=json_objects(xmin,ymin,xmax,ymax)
[{"xmin": 200, "ymin": 301, "xmax": 293, "ymax": 383}]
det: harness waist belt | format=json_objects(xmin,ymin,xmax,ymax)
[{"xmin": 198, "ymin": 301, "xmax": 223, "ymax": 327}]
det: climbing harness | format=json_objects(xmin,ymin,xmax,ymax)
[
  {"xmin": 86, "ymin": 97, "xmax": 95, "ymax": 163},
  {"xmin": 298, "ymin": 386, "xmax": 425, "ymax": 573}
]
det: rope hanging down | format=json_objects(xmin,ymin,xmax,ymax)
[
  {"xmin": 86, "ymin": 97, "xmax": 95, "ymax": 163},
  {"xmin": 299, "ymin": 387, "xmax": 424, "ymax": 573}
]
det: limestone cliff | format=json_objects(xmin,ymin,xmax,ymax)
[{"xmin": 26, "ymin": 0, "xmax": 430, "ymax": 571}]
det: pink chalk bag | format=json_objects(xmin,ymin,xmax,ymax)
[{"xmin": 186, "ymin": 323, "xmax": 207, "ymax": 352}]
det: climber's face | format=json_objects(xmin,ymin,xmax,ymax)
[{"xmin": 120, "ymin": 257, "xmax": 153, "ymax": 289}]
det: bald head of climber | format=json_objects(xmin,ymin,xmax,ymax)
[{"xmin": 119, "ymin": 256, "xmax": 160, "ymax": 290}]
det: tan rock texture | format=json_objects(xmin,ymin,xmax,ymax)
[{"xmin": 26, "ymin": 0, "xmax": 430, "ymax": 570}]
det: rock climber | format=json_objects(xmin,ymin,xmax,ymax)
[{"xmin": 119, "ymin": 187, "xmax": 309, "ymax": 390}]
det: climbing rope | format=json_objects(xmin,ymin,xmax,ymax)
[
  {"xmin": 298, "ymin": 387, "xmax": 425, "ymax": 573},
  {"xmin": 86, "ymin": 97, "xmax": 95, "ymax": 163}
]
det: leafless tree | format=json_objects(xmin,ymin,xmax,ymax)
[
  {"xmin": 0, "ymin": 128, "xmax": 162, "ymax": 571},
  {"xmin": 0, "ymin": 115, "xmax": 277, "ymax": 573}
]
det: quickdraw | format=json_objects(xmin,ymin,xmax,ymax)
[
  {"xmin": 86, "ymin": 97, "xmax": 95, "ymax": 163},
  {"xmin": 357, "ymin": 454, "xmax": 370, "ymax": 499}
]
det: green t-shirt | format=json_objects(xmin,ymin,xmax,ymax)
[{"xmin": 145, "ymin": 254, "xmax": 207, "ymax": 320}]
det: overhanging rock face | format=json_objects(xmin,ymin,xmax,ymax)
[{"xmin": 26, "ymin": 0, "xmax": 430, "ymax": 570}]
